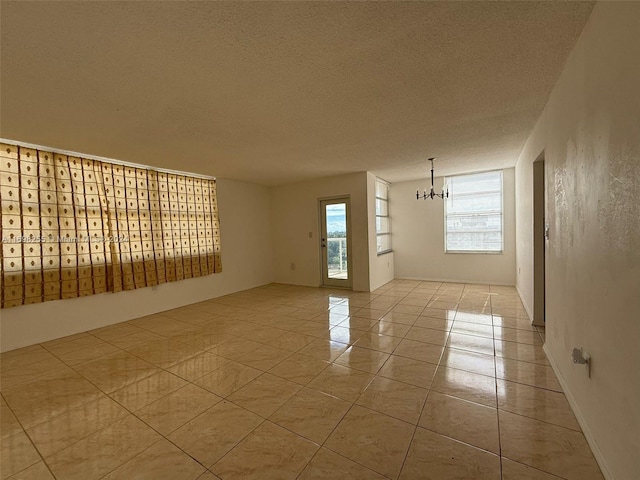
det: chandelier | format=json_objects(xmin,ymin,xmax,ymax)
[{"xmin": 416, "ymin": 157, "xmax": 449, "ymax": 200}]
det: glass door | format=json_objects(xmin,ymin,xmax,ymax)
[{"xmin": 319, "ymin": 197, "xmax": 352, "ymax": 288}]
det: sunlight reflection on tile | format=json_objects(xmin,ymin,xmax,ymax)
[
  {"xmin": 454, "ymin": 311, "xmax": 493, "ymax": 325},
  {"xmin": 0, "ymin": 280, "xmax": 603, "ymax": 480}
]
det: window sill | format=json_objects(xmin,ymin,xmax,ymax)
[{"xmin": 445, "ymin": 250, "xmax": 503, "ymax": 255}]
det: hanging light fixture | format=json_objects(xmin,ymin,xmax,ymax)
[{"xmin": 416, "ymin": 157, "xmax": 449, "ymax": 200}]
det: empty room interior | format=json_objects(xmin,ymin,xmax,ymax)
[{"xmin": 1, "ymin": 2, "xmax": 639, "ymax": 480}]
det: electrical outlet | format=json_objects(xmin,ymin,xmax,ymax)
[{"xmin": 572, "ymin": 347, "xmax": 591, "ymax": 378}]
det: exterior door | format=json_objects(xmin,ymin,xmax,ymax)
[{"xmin": 319, "ymin": 197, "xmax": 352, "ymax": 288}]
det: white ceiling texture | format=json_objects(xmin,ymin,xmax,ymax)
[{"xmin": 1, "ymin": 1, "xmax": 594, "ymax": 186}]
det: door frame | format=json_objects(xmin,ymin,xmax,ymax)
[
  {"xmin": 318, "ymin": 196, "xmax": 353, "ymax": 289},
  {"xmin": 533, "ymin": 154, "xmax": 546, "ymax": 326}
]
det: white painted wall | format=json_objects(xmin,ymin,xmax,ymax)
[
  {"xmin": 270, "ymin": 172, "xmax": 370, "ymax": 291},
  {"xmin": 515, "ymin": 4, "xmax": 640, "ymax": 479},
  {"xmin": 391, "ymin": 168, "xmax": 516, "ymax": 286},
  {"xmin": 0, "ymin": 178, "xmax": 273, "ymax": 352},
  {"xmin": 367, "ymin": 172, "xmax": 394, "ymax": 291}
]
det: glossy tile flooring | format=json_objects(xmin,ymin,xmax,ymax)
[{"xmin": 1, "ymin": 280, "xmax": 604, "ymax": 479}]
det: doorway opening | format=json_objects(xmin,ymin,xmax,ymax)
[{"xmin": 533, "ymin": 156, "xmax": 546, "ymax": 326}]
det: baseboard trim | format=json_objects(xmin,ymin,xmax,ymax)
[
  {"xmin": 515, "ymin": 284, "xmax": 533, "ymax": 322},
  {"xmin": 393, "ymin": 276, "xmax": 515, "ymax": 287},
  {"xmin": 542, "ymin": 344, "xmax": 613, "ymax": 480},
  {"xmin": 0, "ymin": 279, "xmax": 274, "ymax": 353}
]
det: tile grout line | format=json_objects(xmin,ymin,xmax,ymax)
[
  {"xmin": 2, "ymin": 281, "xmax": 570, "ymax": 480},
  {"xmin": 394, "ymin": 283, "xmax": 455, "ymax": 479},
  {"xmin": 25, "ymin": 328, "xmax": 264, "ymax": 477},
  {"xmin": 491, "ymin": 291, "xmax": 505, "ymax": 480},
  {"xmin": 0, "ymin": 390, "xmax": 59, "ymax": 480},
  {"xmin": 296, "ymin": 286, "xmax": 418, "ymax": 480}
]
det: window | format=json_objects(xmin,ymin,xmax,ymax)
[
  {"xmin": 444, "ymin": 170, "xmax": 503, "ymax": 253},
  {"xmin": 0, "ymin": 141, "xmax": 221, "ymax": 308},
  {"xmin": 375, "ymin": 178, "xmax": 391, "ymax": 254}
]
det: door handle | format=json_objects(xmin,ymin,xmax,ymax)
[{"xmin": 544, "ymin": 224, "xmax": 550, "ymax": 240}]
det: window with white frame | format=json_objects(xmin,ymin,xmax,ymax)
[
  {"xmin": 375, "ymin": 178, "xmax": 391, "ymax": 254},
  {"xmin": 444, "ymin": 170, "xmax": 503, "ymax": 253}
]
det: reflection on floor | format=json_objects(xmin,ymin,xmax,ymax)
[{"xmin": 1, "ymin": 280, "xmax": 603, "ymax": 479}]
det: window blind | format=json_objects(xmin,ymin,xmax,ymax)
[
  {"xmin": 444, "ymin": 170, "xmax": 503, "ymax": 253},
  {"xmin": 0, "ymin": 141, "xmax": 221, "ymax": 308}
]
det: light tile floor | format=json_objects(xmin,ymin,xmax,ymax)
[{"xmin": 0, "ymin": 280, "xmax": 604, "ymax": 479}]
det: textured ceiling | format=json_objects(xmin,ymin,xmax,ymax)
[{"xmin": 1, "ymin": 1, "xmax": 593, "ymax": 186}]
